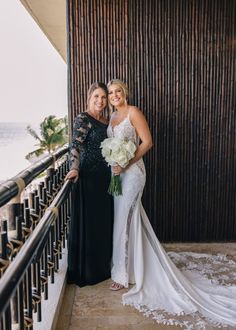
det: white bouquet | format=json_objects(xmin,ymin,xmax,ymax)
[{"xmin": 100, "ymin": 137, "xmax": 137, "ymax": 195}]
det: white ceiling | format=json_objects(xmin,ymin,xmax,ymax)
[{"xmin": 20, "ymin": 0, "xmax": 67, "ymax": 62}]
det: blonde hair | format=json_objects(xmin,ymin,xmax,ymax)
[{"xmin": 107, "ymin": 79, "xmax": 129, "ymax": 100}]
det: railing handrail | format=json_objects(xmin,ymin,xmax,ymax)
[
  {"xmin": 0, "ymin": 179, "xmax": 72, "ymax": 316},
  {"xmin": 0, "ymin": 145, "xmax": 69, "ymax": 207}
]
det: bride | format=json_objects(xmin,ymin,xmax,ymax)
[{"xmin": 106, "ymin": 79, "xmax": 236, "ymax": 329}]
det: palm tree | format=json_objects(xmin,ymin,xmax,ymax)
[{"xmin": 25, "ymin": 115, "xmax": 68, "ymax": 161}]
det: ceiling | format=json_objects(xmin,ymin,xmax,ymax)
[{"xmin": 20, "ymin": 0, "xmax": 67, "ymax": 62}]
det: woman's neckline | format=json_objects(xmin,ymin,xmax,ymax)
[
  {"xmin": 110, "ymin": 109, "xmax": 127, "ymax": 128},
  {"xmin": 110, "ymin": 116, "xmax": 129, "ymax": 130},
  {"xmin": 85, "ymin": 112, "xmax": 108, "ymax": 126},
  {"xmin": 110, "ymin": 116, "xmax": 136, "ymax": 132}
]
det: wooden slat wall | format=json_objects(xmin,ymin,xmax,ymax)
[{"xmin": 67, "ymin": 0, "xmax": 236, "ymax": 241}]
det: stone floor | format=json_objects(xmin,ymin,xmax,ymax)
[{"xmin": 56, "ymin": 243, "xmax": 236, "ymax": 330}]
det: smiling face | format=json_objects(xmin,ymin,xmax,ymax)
[
  {"xmin": 108, "ymin": 83, "xmax": 127, "ymax": 108},
  {"xmin": 88, "ymin": 87, "xmax": 108, "ymax": 113}
]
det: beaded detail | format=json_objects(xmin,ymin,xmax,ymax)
[{"xmin": 70, "ymin": 112, "xmax": 108, "ymax": 173}]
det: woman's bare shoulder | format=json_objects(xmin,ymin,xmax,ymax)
[
  {"xmin": 129, "ymin": 105, "xmax": 145, "ymax": 120},
  {"xmin": 129, "ymin": 105, "xmax": 142, "ymax": 115}
]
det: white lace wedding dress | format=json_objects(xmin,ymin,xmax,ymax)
[{"xmin": 107, "ymin": 112, "xmax": 236, "ymax": 329}]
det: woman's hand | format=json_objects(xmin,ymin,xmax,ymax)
[
  {"xmin": 65, "ymin": 169, "xmax": 79, "ymax": 182},
  {"xmin": 112, "ymin": 165, "xmax": 124, "ymax": 175}
]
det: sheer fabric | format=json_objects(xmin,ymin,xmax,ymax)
[
  {"xmin": 70, "ymin": 112, "xmax": 92, "ymax": 170},
  {"xmin": 67, "ymin": 112, "xmax": 113, "ymax": 286},
  {"xmin": 107, "ymin": 112, "xmax": 236, "ymax": 329}
]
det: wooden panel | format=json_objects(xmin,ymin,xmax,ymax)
[{"xmin": 67, "ymin": 0, "xmax": 236, "ymax": 241}]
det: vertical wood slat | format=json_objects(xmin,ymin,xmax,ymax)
[{"xmin": 67, "ymin": 0, "xmax": 236, "ymax": 242}]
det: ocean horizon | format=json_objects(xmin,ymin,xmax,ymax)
[{"xmin": 0, "ymin": 122, "xmax": 38, "ymax": 182}]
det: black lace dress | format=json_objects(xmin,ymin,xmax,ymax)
[{"xmin": 67, "ymin": 112, "xmax": 113, "ymax": 287}]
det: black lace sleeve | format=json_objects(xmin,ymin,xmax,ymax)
[{"xmin": 70, "ymin": 113, "xmax": 92, "ymax": 170}]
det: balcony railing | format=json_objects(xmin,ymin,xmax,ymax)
[{"xmin": 0, "ymin": 145, "xmax": 72, "ymax": 330}]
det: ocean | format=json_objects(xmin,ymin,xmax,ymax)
[{"xmin": 0, "ymin": 122, "xmax": 38, "ymax": 182}]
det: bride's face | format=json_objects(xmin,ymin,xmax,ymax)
[{"xmin": 108, "ymin": 84, "xmax": 126, "ymax": 107}]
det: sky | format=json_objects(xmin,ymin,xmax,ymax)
[{"xmin": 0, "ymin": 0, "xmax": 67, "ymax": 124}]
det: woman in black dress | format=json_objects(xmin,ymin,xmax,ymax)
[{"xmin": 65, "ymin": 82, "xmax": 113, "ymax": 287}]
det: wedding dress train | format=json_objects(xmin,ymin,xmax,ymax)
[{"xmin": 107, "ymin": 113, "xmax": 236, "ymax": 329}]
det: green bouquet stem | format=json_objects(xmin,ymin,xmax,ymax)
[{"xmin": 108, "ymin": 174, "xmax": 122, "ymax": 196}]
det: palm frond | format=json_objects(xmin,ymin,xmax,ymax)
[
  {"xmin": 25, "ymin": 148, "xmax": 46, "ymax": 160},
  {"xmin": 26, "ymin": 125, "xmax": 42, "ymax": 142},
  {"xmin": 25, "ymin": 115, "xmax": 68, "ymax": 159}
]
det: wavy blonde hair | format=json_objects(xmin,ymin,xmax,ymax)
[{"xmin": 107, "ymin": 79, "xmax": 129, "ymax": 112}]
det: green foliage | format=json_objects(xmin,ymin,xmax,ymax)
[{"xmin": 25, "ymin": 115, "xmax": 68, "ymax": 161}]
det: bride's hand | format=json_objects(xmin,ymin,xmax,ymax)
[
  {"xmin": 111, "ymin": 165, "xmax": 124, "ymax": 175},
  {"xmin": 65, "ymin": 169, "xmax": 79, "ymax": 182}
]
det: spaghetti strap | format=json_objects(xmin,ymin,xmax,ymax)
[{"xmin": 127, "ymin": 107, "xmax": 131, "ymax": 120}]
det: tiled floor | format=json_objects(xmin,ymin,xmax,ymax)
[{"xmin": 56, "ymin": 243, "xmax": 236, "ymax": 330}]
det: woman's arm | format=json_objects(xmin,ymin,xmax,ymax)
[
  {"xmin": 65, "ymin": 151, "xmax": 80, "ymax": 182},
  {"xmin": 65, "ymin": 145, "xmax": 80, "ymax": 182},
  {"xmin": 112, "ymin": 106, "xmax": 153, "ymax": 175},
  {"xmin": 127, "ymin": 106, "xmax": 153, "ymax": 166},
  {"xmin": 65, "ymin": 113, "xmax": 91, "ymax": 182}
]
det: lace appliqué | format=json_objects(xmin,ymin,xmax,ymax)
[
  {"xmin": 122, "ymin": 215, "xmax": 236, "ymax": 329},
  {"xmin": 135, "ymin": 159, "xmax": 146, "ymax": 175},
  {"xmin": 70, "ymin": 113, "xmax": 92, "ymax": 170},
  {"xmin": 126, "ymin": 304, "xmax": 230, "ymax": 330},
  {"xmin": 124, "ymin": 192, "xmax": 140, "ymax": 286},
  {"xmin": 124, "ymin": 247, "xmax": 236, "ymax": 329},
  {"xmin": 168, "ymin": 252, "xmax": 236, "ymax": 287},
  {"xmin": 107, "ymin": 116, "xmax": 138, "ymax": 145},
  {"xmin": 108, "ymin": 111, "xmax": 236, "ymax": 329},
  {"xmin": 109, "ymin": 113, "xmax": 146, "ymax": 287},
  {"xmin": 111, "ymin": 192, "xmax": 140, "ymax": 288}
]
